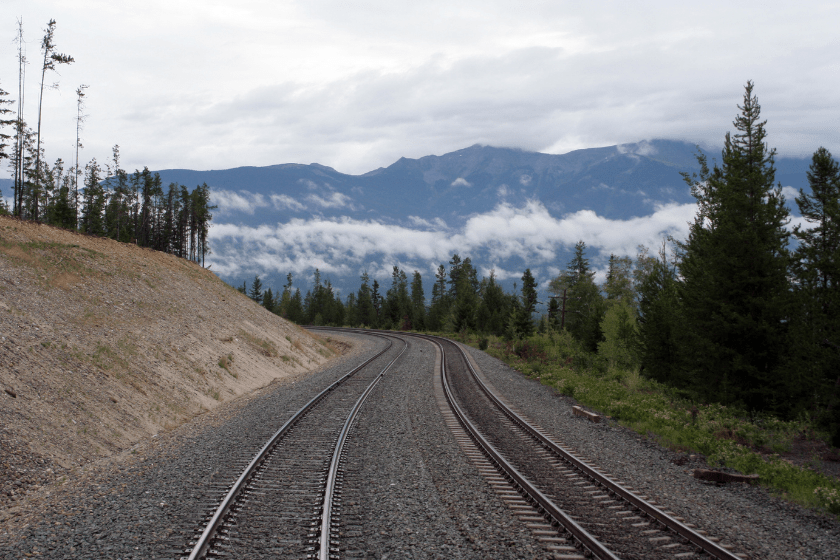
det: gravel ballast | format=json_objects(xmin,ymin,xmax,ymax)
[
  {"xmin": 2, "ymin": 329, "xmax": 837, "ymax": 559},
  {"xmin": 461, "ymin": 343, "xmax": 840, "ymax": 560}
]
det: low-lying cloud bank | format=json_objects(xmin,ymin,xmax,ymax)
[{"xmin": 207, "ymin": 200, "xmax": 698, "ymax": 284}]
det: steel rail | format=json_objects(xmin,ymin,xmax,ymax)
[
  {"xmin": 433, "ymin": 335, "xmax": 621, "ymax": 560},
  {"xmin": 311, "ymin": 329, "xmax": 742, "ymax": 560},
  {"xmin": 452, "ymin": 338, "xmax": 743, "ymax": 560},
  {"xmin": 187, "ymin": 334, "xmax": 394, "ymax": 560},
  {"xmin": 318, "ymin": 336, "xmax": 408, "ymax": 560}
]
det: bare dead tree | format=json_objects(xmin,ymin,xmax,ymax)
[
  {"xmin": 74, "ymin": 84, "xmax": 89, "ymax": 222},
  {"xmin": 33, "ymin": 19, "xmax": 74, "ymax": 221}
]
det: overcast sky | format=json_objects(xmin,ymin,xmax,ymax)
[{"xmin": 3, "ymin": 1, "xmax": 839, "ymax": 179}]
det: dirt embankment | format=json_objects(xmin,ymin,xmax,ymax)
[{"xmin": 0, "ymin": 216, "xmax": 339, "ymax": 511}]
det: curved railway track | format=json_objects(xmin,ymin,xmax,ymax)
[
  {"xmin": 418, "ymin": 331, "xmax": 745, "ymax": 560},
  {"xmin": 180, "ymin": 327, "xmax": 747, "ymax": 559},
  {"xmin": 320, "ymin": 328, "xmax": 745, "ymax": 560},
  {"xmin": 181, "ymin": 332, "xmax": 407, "ymax": 560}
]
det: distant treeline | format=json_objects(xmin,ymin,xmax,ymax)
[
  {"xmin": 244, "ymin": 83, "xmax": 840, "ymax": 446},
  {"xmin": 1, "ymin": 146, "xmax": 215, "ymax": 266}
]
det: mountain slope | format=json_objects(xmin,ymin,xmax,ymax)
[{"xmin": 0, "ymin": 216, "xmax": 341, "ymax": 512}]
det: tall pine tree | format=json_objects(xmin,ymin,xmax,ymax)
[{"xmin": 678, "ymin": 81, "xmax": 791, "ymax": 411}]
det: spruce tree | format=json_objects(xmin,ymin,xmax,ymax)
[
  {"xmin": 511, "ymin": 269, "xmax": 538, "ymax": 338},
  {"xmin": 791, "ymin": 148, "xmax": 840, "ymax": 441},
  {"xmin": 356, "ymin": 272, "xmax": 376, "ymax": 327},
  {"xmin": 248, "ymin": 275, "xmax": 263, "ymax": 304},
  {"xmin": 635, "ymin": 245, "xmax": 682, "ymax": 384},
  {"xmin": 410, "ymin": 271, "xmax": 426, "ymax": 331},
  {"xmin": 549, "ymin": 241, "xmax": 603, "ymax": 351},
  {"xmin": 678, "ymin": 81, "xmax": 791, "ymax": 410},
  {"xmin": 0, "ymin": 84, "xmax": 13, "ymax": 165}
]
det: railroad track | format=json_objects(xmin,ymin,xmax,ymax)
[
  {"xmin": 419, "ymin": 332, "xmax": 746, "ymax": 560},
  {"xmin": 318, "ymin": 328, "xmax": 744, "ymax": 560},
  {"xmin": 180, "ymin": 332, "xmax": 407, "ymax": 560}
]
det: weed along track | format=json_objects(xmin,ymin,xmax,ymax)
[{"xmin": 181, "ymin": 333, "xmax": 407, "ymax": 559}]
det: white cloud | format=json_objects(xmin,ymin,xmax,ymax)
[
  {"xmin": 451, "ymin": 177, "xmax": 472, "ymax": 187},
  {"xmin": 781, "ymin": 186, "xmax": 799, "ymax": 202},
  {"xmin": 299, "ymin": 179, "xmax": 320, "ymax": 190},
  {"xmin": 4, "ymin": 2, "xmax": 838, "ymax": 180},
  {"xmin": 270, "ymin": 194, "xmax": 306, "ymax": 211},
  {"xmin": 211, "ymin": 190, "xmax": 268, "ymax": 215},
  {"xmin": 206, "ymin": 200, "xmax": 697, "ymax": 278},
  {"xmin": 519, "ymin": 174, "xmax": 532, "ymax": 186},
  {"xmin": 306, "ymin": 192, "xmax": 352, "ymax": 208}
]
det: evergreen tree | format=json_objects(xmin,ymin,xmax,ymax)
[
  {"xmin": 343, "ymin": 292, "xmax": 357, "ymax": 327},
  {"xmin": 678, "ymin": 81, "xmax": 791, "ymax": 411},
  {"xmin": 248, "ymin": 275, "xmax": 263, "ymax": 304},
  {"xmin": 288, "ymin": 288, "xmax": 305, "ymax": 323},
  {"xmin": 80, "ymin": 158, "xmax": 105, "ymax": 235},
  {"xmin": 410, "ymin": 271, "xmax": 426, "ymax": 331},
  {"xmin": 634, "ymin": 245, "xmax": 682, "ymax": 383},
  {"xmin": 427, "ymin": 264, "xmax": 451, "ymax": 331},
  {"xmin": 0, "ymin": 83, "xmax": 13, "ymax": 166},
  {"xmin": 791, "ymin": 148, "xmax": 840, "ymax": 443},
  {"xmin": 356, "ymin": 271, "xmax": 376, "ymax": 327},
  {"xmin": 509, "ymin": 268, "xmax": 538, "ymax": 338},
  {"xmin": 262, "ymin": 287, "xmax": 276, "ymax": 313},
  {"xmin": 451, "ymin": 260, "xmax": 480, "ymax": 333},
  {"xmin": 475, "ymin": 271, "xmax": 514, "ymax": 336},
  {"xmin": 371, "ymin": 280, "xmax": 381, "ymax": 326},
  {"xmin": 549, "ymin": 241, "xmax": 604, "ymax": 351}
]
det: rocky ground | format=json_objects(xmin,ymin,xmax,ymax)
[{"xmin": 0, "ymin": 216, "xmax": 336, "ymax": 513}]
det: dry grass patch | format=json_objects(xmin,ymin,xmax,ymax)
[{"xmin": 238, "ymin": 329, "xmax": 279, "ymax": 358}]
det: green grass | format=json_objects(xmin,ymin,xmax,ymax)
[{"xmin": 456, "ymin": 329, "xmax": 840, "ymax": 516}]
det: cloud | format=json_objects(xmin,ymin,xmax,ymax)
[
  {"xmin": 2, "ymin": 1, "xmax": 838, "ymax": 182},
  {"xmin": 519, "ymin": 174, "xmax": 531, "ymax": 186},
  {"xmin": 206, "ymin": 199, "xmax": 697, "ymax": 279},
  {"xmin": 211, "ymin": 190, "xmax": 268, "ymax": 215},
  {"xmin": 781, "ymin": 186, "xmax": 799, "ymax": 202},
  {"xmin": 270, "ymin": 194, "xmax": 305, "ymax": 211},
  {"xmin": 451, "ymin": 177, "xmax": 472, "ymax": 187},
  {"xmin": 306, "ymin": 192, "xmax": 352, "ymax": 208},
  {"xmin": 212, "ymin": 189, "xmax": 307, "ymax": 214}
]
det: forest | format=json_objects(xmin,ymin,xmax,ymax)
[
  {"xmin": 0, "ymin": 19, "xmax": 215, "ymax": 265},
  {"xmin": 246, "ymin": 83, "xmax": 840, "ymax": 446}
]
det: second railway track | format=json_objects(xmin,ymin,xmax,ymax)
[
  {"xmin": 182, "ymin": 332, "xmax": 407, "ymax": 560},
  {"xmin": 427, "ymin": 332, "xmax": 746, "ymax": 560}
]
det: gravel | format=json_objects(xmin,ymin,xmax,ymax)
[
  {"xmin": 0, "ymin": 333, "xmax": 380, "ymax": 559},
  {"xmin": 0, "ymin": 332, "xmax": 541, "ymax": 559},
  {"xmin": 3, "ymin": 329, "xmax": 836, "ymax": 560},
  {"xmin": 461, "ymin": 343, "xmax": 840, "ymax": 560},
  {"xmin": 337, "ymin": 333, "xmax": 542, "ymax": 559}
]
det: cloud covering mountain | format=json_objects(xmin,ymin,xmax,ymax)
[{"xmin": 140, "ymin": 139, "xmax": 810, "ymax": 298}]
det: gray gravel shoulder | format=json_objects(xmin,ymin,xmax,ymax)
[{"xmin": 461, "ymin": 344, "xmax": 840, "ymax": 560}]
